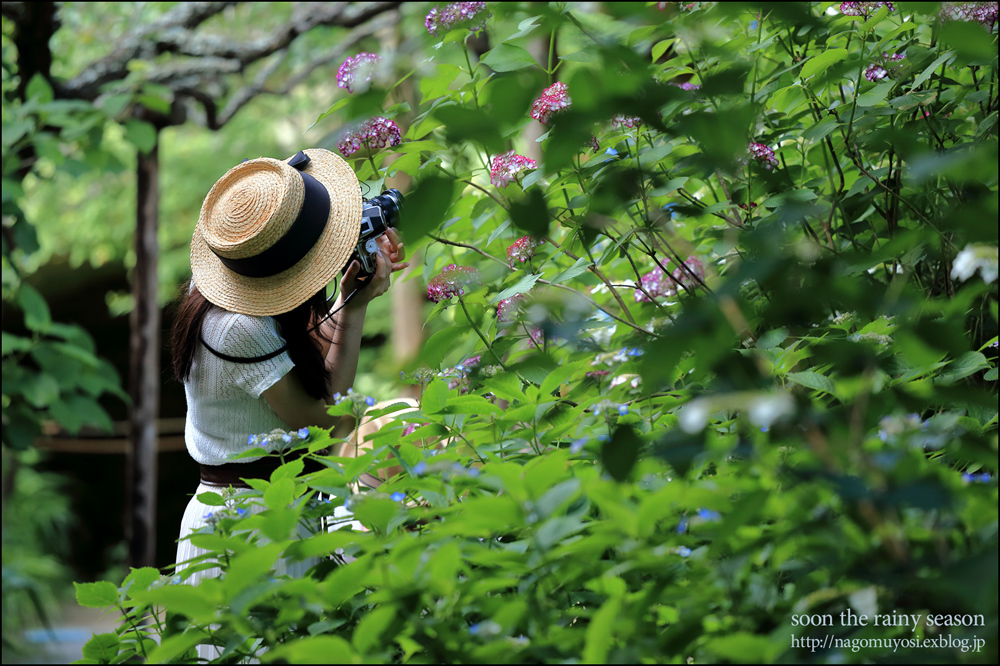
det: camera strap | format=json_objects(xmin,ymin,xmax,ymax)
[{"xmin": 199, "ymin": 283, "xmax": 361, "ymax": 364}]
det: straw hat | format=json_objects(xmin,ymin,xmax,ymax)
[{"xmin": 191, "ymin": 149, "xmax": 361, "ymax": 316}]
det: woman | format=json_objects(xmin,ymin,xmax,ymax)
[{"xmin": 169, "ymin": 149, "xmax": 408, "ymax": 656}]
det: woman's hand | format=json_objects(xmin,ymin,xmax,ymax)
[{"xmin": 340, "ymin": 227, "xmax": 408, "ymax": 309}]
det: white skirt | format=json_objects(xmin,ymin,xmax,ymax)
[{"xmin": 175, "ymin": 482, "xmax": 363, "ymax": 661}]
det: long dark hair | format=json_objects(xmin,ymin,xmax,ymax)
[{"xmin": 171, "ymin": 280, "xmax": 334, "ymax": 400}]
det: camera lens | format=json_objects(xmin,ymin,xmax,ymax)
[{"xmin": 379, "ymin": 189, "xmax": 403, "ymax": 227}]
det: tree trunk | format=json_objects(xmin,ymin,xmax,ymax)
[{"xmin": 125, "ymin": 138, "xmax": 161, "ymax": 569}]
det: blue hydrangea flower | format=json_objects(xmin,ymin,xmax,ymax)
[
  {"xmin": 676, "ymin": 516, "xmax": 688, "ymax": 534},
  {"xmin": 451, "ymin": 463, "xmax": 465, "ymax": 474},
  {"xmin": 468, "ymin": 623, "xmax": 480, "ymax": 635},
  {"xmin": 333, "ymin": 392, "xmax": 342, "ymax": 401},
  {"xmin": 570, "ymin": 438, "xmax": 587, "ymax": 454},
  {"xmin": 365, "ymin": 396, "xmax": 376, "ymax": 407},
  {"xmin": 413, "ymin": 461, "xmax": 427, "ymax": 476},
  {"xmin": 248, "ymin": 434, "xmax": 257, "ymax": 446},
  {"xmin": 391, "ymin": 491, "xmax": 406, "ymax": 502},
  {"xmin": 749, "ymin": 19, "xmax": 759, "ymax": 30},
  {"xmin": 697, "ymin": 508, "xmax": 721, "ymax": 521},
  {"xmin": 678, "ymin": 546, "xmax": 692, "ymax": 557},
  {"xmin": 596, "ymin": 434, "xmax": 610, "ymax": 443},
  {"xmin": 282, "ymin": 433, "xmax": 293, "ymax": 443},
  {"xmin": 297, "ymin": 427, "xmax": 310, "ymax": 439},
  {"xmin": 605, "ymin": 147, "xmax": 618, "ymax": 156},
  {"xmin": 203, "ymin": 511, "xmax": 214, "ymax": 520},
  {"xmin": 236, "ymin": 507, "xmax": 247, "ymax": 517},
  {"xmin": 467, "ymin": 467, "xmax": 481, "ymax": 478},
  {"xmin": 618, "ymin": 404, "xmax": 629, "ymax": 416}
]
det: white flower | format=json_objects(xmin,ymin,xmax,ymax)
[
  {"xmin": 951, "ymin": 244, "xmax": 999, "ymax": 284},
  {"xmin": 678, "ymin": 398, "xmax": 711, "ymax": 434},
  {"xmin": 747, "ymin": 393, "xmax": 795, "ymax": 429}
]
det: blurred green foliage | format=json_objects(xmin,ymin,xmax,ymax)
[{"xmin": 3, "ymin": 0, "xmax": 997, "ymax": 663}]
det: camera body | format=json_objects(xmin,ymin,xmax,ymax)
[{"xmin": 349, "ymin": 188, "xmax": 403, "ymax": 278}]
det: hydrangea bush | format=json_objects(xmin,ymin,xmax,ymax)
[{"xmin": 80, "ymin": 3, "xmax": 997, "ymax": 664}]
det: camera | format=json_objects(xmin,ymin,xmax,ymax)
[{"xmin": 349, "ymin": 188, "xmax": 403, "ymax": 278}]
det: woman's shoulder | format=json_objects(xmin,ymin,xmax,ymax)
[{"xmin": 203, "ymin": 307, "xmax": 285, "ymax": 356}]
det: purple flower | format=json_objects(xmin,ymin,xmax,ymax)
[
  {"xmin": 612, "ymin": 114, "xmax": 643, "ymax": 130},
  {"xmin": 840, "ymin": 2, "xmax": 895, "ymax": 18},
  {"xmin": 426, "ymin": 264, "xmax": 482, "ymax": 302},
  {"xmin": 939, "ymin": 2, "xmax": 998, "ymax": 28},
  {"xmin": 506, "ymin": 236, "xmax": 541, "ymax": 267},
  {"xmin": 336, "ymin": 53, "xmax": 381, "ymax": 93},
  {"xmin": 865, "ymin": 64, "xmax": 889, "ymax": 81},
  {"xmin": 497, "ymin": 294, "xmax": 525, "ymax": 322},
  {"xmin": 425, "ymin": 2, "xmax": 491, "ymax": 37},
  {"xmin": 748, "ymin": 142, "xmax": 778, "ymax": 170},
  {"xmin": 530, "ymin": 82, "xmax": 571, "ymax": 124},
  {"xmin": 490, "ymin": 151, "xmax": 537, "ymax": 188},
  {"xmin": 337, "ymin": 116, "xmax": 402, "ymax": 157},
  {"xmin": 671, "ymin": 81, "xmax": 701, "ymax": 91}
]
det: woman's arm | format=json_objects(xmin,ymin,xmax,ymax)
[{"xmin": 263, "ymin": 229, "xmax": 407, "ymax": 442}]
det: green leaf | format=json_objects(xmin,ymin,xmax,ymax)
[
  {"xmin": 910, "ymin": 51, "xmax": 955, "ymax": 90},
  {"xmin": 801, "ymin": 49, "xmax": 848, "ymax": 79},
  {"xmin": 18, "ymin": 283, "xmax": 51, "ymax": 331},
  {"xmin": 81, "ymin": 633, "xmax": 119, "ymax": 663},
  {"xmin": 402, "ymin": 176, "xmax": 456, "ymax": 244},
  {"xmin": 939, "ymin": 20, "xmax": 996, "ymax": 62},
  {"xmin": 583, "ymin": 595, "xmax": 622, "ymax": 663},
  {"xmin": 856, "ymin": 81, "xmax": 894, "ymax": 107},
  {"xmin": 419, "ymin": 326, "xmax": 469, "ymax": 370},
  {"xmin": 601, "ymin": 426, "xmax": 642, "ymax": 482},
  {"xmin": 123, "ymin": 119, "xmax": 156, "ymax": 154},
  {"xmin": 196, "ymin": 491, "xmax": 226, "ymax": 507},
  {"xmin": 353, "ymin": 605, "xmax": 398, "ymax": 655},
  {"xmin": 266, "ymin": 636, "xmax": 356, "ymax": 664},
  {"xmin": 755, "ymin": 328, "xmax": 789, "ymax": 350},
  {"xmin": 548, "ymin": 257, "xmax": 592, "ymax": 285},
  {"xmin": 146, "ymin": 632, "xmax": 204, "ymax": 665},
  {"xmin": 264, "ymin": 477, "xmax": 295, "ymax": 509},
  {"xmin": 937, "ymin": 351, "xmax": 990, "ymax": 385},
  {"xmin": 121, "ymin": 567, "xmax": 161, "ymax": 596},
  {"xmin": 422, "ymin": 378, "xmax": 448, "ymax": 414},
  {"xmin": 26, "ymin": 73, "xmax": 54, "ymax": 104},
  {"xmin": 786, "ymin": 371, "xmax": 836, "ymax": 394},
  {"xmin": 74, "ymin": 581, "xmax": 119, "ymax": 609},
  {"xmin": 490, "ymin": 272, "xmax": 542, "ymax": 304},
  {"xmin": 439, "ymin": 395, "xmax": 503, "ymax": 415},
  {"xmin": 481, "ymin": 44, "xmax": 539, "ymax": 72}
]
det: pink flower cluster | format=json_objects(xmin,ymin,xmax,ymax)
[
  {"xmin": 497, "ymin": 294, "xmax": 524, "ymax": 322},
  {"xmin": 490, "ymin": 151, "xmax": 537, "ymax": 188},
  {"xmin": 506, "ymin": 236, "xmax": 541, "ymax": 267},
  {"xmin": 426, "ymin": 264, "xmax": 482, "ymax": 302},
  {"xmin": 425, "ymin": 2, "xmax": 490, "ymax": 37},
  {"xmin": 939, "ymin": 2, "xmax": 998, "ymax": 28},
  {"xmin": 612, "ymin": 114, "xmax": 643, "ymax": 130},
  {"xmin": 840, "ymin": 2, "xmax": 895, "ymax": 18},
  {"xmin": 336, "ymin": 53, "xmax": 381, "ymax": 93},
  {"xmin": 865, "ymin": 52, "xmax": 905, "ymax": 82},
  {"xmin": 530, "ymin": 82, "xmax": 572, "ymax": 124},
  {"xmin": 748, "ymin": 142, "xmax": 778, "ymax": 170},
  {"xmin": 634, "ymin": 256, "xmax": 705, "ymax": 302},
  {"xmin": 337, "ymin": 117, "xmax": 402, "ymax": 157}
]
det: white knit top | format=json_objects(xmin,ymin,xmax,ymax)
[{"xmin": 184, "ymin": 306, "xmax": 296, "ymax": 466}]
